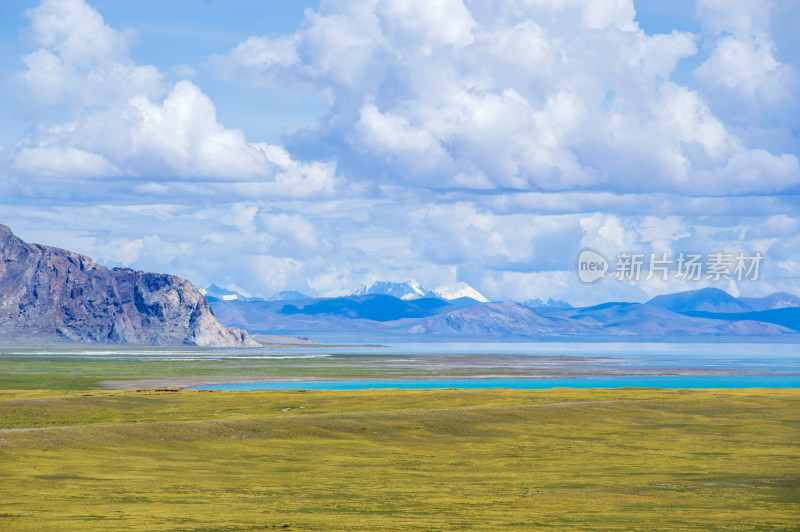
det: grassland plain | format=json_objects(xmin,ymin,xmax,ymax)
[
  {"xmin": 0, "ymin": 350, "xmax": 578, "ymax": 390},
  {"xmin": 0, "ymin": 387, "xmax": 798, "ymax": 531}
]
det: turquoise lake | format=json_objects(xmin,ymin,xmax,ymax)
[
  {"xmin": 184, "ymin": 341, "xmax": 800, "ymax": 390},
  {"xmin": 3, "ymin": 341, "xmax": 798, "ymax": 390},
  {"xmin": 189, "ymin": 374, "xmax": 800, "ymax": 391}
]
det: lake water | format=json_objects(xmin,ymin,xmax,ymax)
[
  {"xmin": 2, "ymin": 341, "xmax": 798, "ymax": 389},
  {"xmin": 189, "ymin": 374, "xmax": 800, "ymax": 391},
  {"xmin": 182, "ymin": 341, "xmax": 800, "ymax": 390}
]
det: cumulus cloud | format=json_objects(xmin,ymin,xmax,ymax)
[
  {"xmin": 13, "ymin": 146, "xmax": 120, "ymax": 178},
  {"xmin": 11, "ymin": 0, "xmax": 338, "ymax": 198},
  {"xmin": 21, "ymin": 0, "xmax": 161, "ymax": 108},
  {"xmin": 579, "ymin": 213, "xmax": 638, "ymax": 258},
  {"xmin": 3, "ymin": 197, "xmax": 799, "ymax": 304},
  {"xmin": 481, "ymin": 270, "xmax": 573, "ymax": 303},
  {"xmin": 210, "ymin": 35, "xmax": 300, "ymax": 84},
  {"xmin": 693, "ymin": 0, "xmax": 799, "ymax": 127},
  {"xmin": 211, "ymin": 0, "xmax": 798, "ymax": 195},
  {"xmin": 3, "ymin": 0, "xmax": 800, "ymax": 306}
]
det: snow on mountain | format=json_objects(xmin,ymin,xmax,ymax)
[
  {"xmin": 354, "ymin": 280, "xmax": 433, "ymax": 300},
  {"xmin": 201, "ymin": 284, "xmax": 240, "ymax": 300},
  {"xmin": 201, "ymin": 284, "xmax": 263, "ymax": 302},
  {"xmin": 432, "ymin": 282, "xmax": 489, "ymax": 303},
  {"xmin": 268, "ymin": 290, "xmax": 312, "ymax": 301}
]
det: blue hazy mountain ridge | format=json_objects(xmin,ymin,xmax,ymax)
[
  {"xmin": 406, "ymin": 302, "xmax": 586, "ymax": 336},
  {"xmin": 646, "ymin": 287, "xmax": 753, "ymax": 313},
  {"xmin": 207, "ymin": 288, "xmax": 799, "ymax": 339},
  {"xmin": 280, "ymin": 294, "xmax": 454, "ymax": 321},
  {"xmin": 447, "ymin": 296, "xmax": 484, "ymax": 308},
  {"xmin": 557, "ymin": 302, "xmax": 789, "ymax": 336},
  {"xmin": 682, "ymin": 308, "xmax": 800, "ymax": 332},
  {"xmin": 738, "ymin": 292, "xmax": 800, "ymax": 311},
  {"xmin": 521, "ymin": 298, "xmax": 574, "ymax": 309},
  {"xmin": 3, "ymin": 215, "xmax": 792, "ymax": 344},
  {"xmin": 208, "ymin": 295, "xmax": 457, "ymax": 333}
]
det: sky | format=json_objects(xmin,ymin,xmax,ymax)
[{"xmin": 1, "ymin": 0, "xmax": 799, "ymax": 306}]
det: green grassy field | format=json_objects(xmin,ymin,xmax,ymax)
[
  {"xmin": 1, "ymin": 387, "xmax": 798, "ymax": 531},
  {"xmin": 0, "ymin": 348, "xmax": 433, "ymax": 390}
]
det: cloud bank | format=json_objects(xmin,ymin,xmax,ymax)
[
  {"xmin": 2, "ymin": 0, "xmax": 799, "ymax": 305},
  {"xmin": 11, "ymin": 0, "xmax": 337, "ymax": 199}
]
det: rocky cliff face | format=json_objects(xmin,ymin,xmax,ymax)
[{"xmin": 0, "ymin": 224, "xmax": 257, "ymax": 347}]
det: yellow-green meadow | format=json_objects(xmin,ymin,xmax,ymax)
[{"xmin": 1, "ymin": 387, "xmax": 798, "ymax": 530}]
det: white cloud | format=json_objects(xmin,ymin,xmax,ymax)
[
  {"xmin": 26, "ymin": 0, "xmax": 130, "ymax": 65},
  {"xmin": 253, "ymin": 255, "xmax": 306, "ymax": 293},
  {"xmin": 21, "ymin": 0, "xmax": 162, "ymax": 108},
  {"xmin": 12, "ymin": 146, "xmax": 120, "ymax": 178},
  {"xmin": 376, "ymin": 0, "xmax": 476, "ymax": 52},
  {"xmin": 11, "ymin": 0, "xmax": 339, "ymax": 199},
  {"xmin": 168, "ymin": 64, "xmax": 197, "ymax": 78},
  {"xmin": 123, "ymin": 81, "xmax": 274, "ymax": 179},
  {"xmin": 3, "ymin": 198, "xmax": 800, "ymax": 304},
  {"xmin": 580, "ymin": 213, "xmax": 637, "ymax": 257},
  {"xmin": 4, "ymin": 0, "xmax": 800, "ymax": 307},
  {"xmin": 260, "ymin": 213, "xmax": 320, "ymax": 250},
  {"xmin": 695, "ymin": 0, "xmax": 769, "ymax": 38},
  {"xmin": 353, "ymin": 103, "xmax": 454, "ymax": 178},
  {"xmin": 481, "ymin": 270, "xmax": 572, "ymax": 303},
  {"xmin": 638, "ymin": 216, "xmax": 690, "ymax": 250},
  {"xmin": 210, "ymin": 35, "xmax": 299, "ymax": 84},
  {"xmin": 693, "ymin": 0, "xmax": 799, "ymax": 126},
  {"xmin": 210, "ymin": 0, "xmax": 797, "ymax": 196},
  {"xmin": 97, "ymin": 237, "xmax": 144, "ymax": 266}
]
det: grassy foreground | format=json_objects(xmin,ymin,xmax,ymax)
[{"xmin": 0, "ymin": 387, "xmax": 798, "ymax": 530}]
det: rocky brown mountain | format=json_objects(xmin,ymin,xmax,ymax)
[{"xmin": 0, "ymin": 223, "xmax": 257, "ymax": 346}]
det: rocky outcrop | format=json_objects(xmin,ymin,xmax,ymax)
[{"xmin": 0, "ymin": 223, "xmax": 258, "ymax": 346}]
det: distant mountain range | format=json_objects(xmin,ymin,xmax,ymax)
[
  {"xmin": 201, "ymin": 283, "xmax": 265, "ymax": 302},
  {"xmin": 207, "ymin": 285, "xmax": 800, "ymax": 341},
  {"xmin": 4, "ymin": 217, "xmax": 795, "ymax": 346},
  {"xmin": 354, "ymin": 280, "xmax": 431, "ymax": 300},
  {"xmin": 268, "ymin": 290, "xmax": 311, "ymax": 301},
  {"xmin": 522, "ymin": 298, "xmax": 574, "ymax": 309},
  {"xmin": 207, "ymin": 279, "xmax": 492, "ymax": 307},
  {"xmin": 352, "ymin": 280, "xmax": 490, "ymax": 303}
]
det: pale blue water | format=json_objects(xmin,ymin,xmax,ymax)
[
  {"xmin": 3, "ymin": 342, "xmax": 798, "ymax": 389},
  {"xmin": 183, "ymin": 342, "xmax": 800, "ymax": 390},
  {"xmin": 190, "ymin": 375, "xmax": 800, "ymax": 391},
  {"xmin": 3, "ymin": 341, "xmax": 798, "ymax": 369}
]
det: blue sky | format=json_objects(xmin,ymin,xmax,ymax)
[{"xmin": 1, "ymin": 0, "xmax": 799, "ymax": 305}]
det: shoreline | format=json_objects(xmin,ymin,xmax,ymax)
[{"xmin": 100, "ymin": 368, "xmax": 800, "ymax": 390}]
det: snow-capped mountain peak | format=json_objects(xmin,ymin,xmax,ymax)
[
  {"xmin": 432, "ymin": 282, "xmax": 489, "ymax": 303},
  {"xmin": 201, "ymin": 284, "xmax": 262, "ymax": 302},
  {"xmin": 201, "ymin": 284, "xmax": 240, "ymax": 300},
  {"xmin": 268, "ymin": 290, "xmax": 311, "ymax": 301},
  {"xmin": 354, "ymin": 280, "xmax": 432, "ymax": 300}
]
